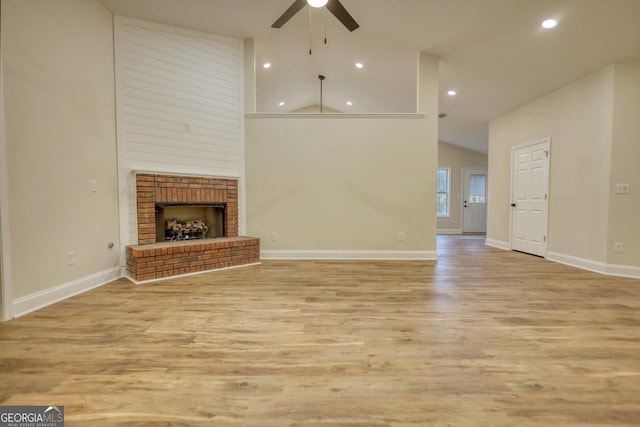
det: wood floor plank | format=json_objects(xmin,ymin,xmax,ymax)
[{"xmin": 1, "ymin": 235, "xmax": 639, "ymax": 426}]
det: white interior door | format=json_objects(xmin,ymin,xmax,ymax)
[
  {"xmin": 462, "ymin": 168, "xmax": 487, "ymax": 233},
  {"xmin": 511, "ymin": 139, "xmax": 550, "ymax": 256}
]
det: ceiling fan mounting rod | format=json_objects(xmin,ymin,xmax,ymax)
[
  {"xmin": 309, "ymin": 6, "xmax": 312, "ymax": 55},
  {"xmin": 319, "ymin": 75, "xmax": 325, "ymax": 113}
]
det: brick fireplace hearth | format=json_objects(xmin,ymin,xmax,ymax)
[{"xmin": 126, "ymin": 173, "xmax": 260, "ymax": 282}]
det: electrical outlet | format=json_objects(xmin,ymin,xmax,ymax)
[
  {"xmin": 271, "ymin": 232, "xmax": 278, "ymax": 241},
  {"xmin": 398, "ymin": 232, "xmax": 405, "ymax": 241},
  {"xmin": 90, "ymin": 179, "xmax": 97, "ymax": 192},
  {"xmin": 67, "ymin": 251, "xmax": 76, "ymax": 265},
  {"xmin": 613, "ymin": 242, "xmax": 624, "ymax": 253}
]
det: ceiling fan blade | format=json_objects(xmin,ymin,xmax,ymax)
[
  {"xmin": 272, "ymin": 0, "xmax": 308, "ymax": 28},
  {"xmin": 326, "ymin": 0, "xmax": 359, "ymax": 32}
]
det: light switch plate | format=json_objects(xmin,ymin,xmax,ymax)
[{"xmin": 615, "ymin": 183, "xmax": 629, "ymax": 194}]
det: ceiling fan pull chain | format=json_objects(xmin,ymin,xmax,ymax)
[{"xmin": 324, "ymin": 6, "xmax": 327, "ymax": 44}]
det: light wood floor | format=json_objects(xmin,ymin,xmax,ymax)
[{"xmin": 1, "ymin": 235, "xmax": 639, "ymax": 426}]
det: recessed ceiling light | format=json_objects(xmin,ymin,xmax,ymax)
[
  {"xmin": 447, "ymin": 90, "xmax": 457, "ymax": 96},
  {"xmin": 263, "ymin": 63, "xmax": 272, "ymax": 69},
  {"xmin": 541, "ymin": 19, "xmax": 557, "ymax": 29},
  {"xmin": 346, "ymin": 101, "xmax": 353, "ymax": 106},
  {"xmin": 355, "ymin": 63, "xmax": 364, "ymax": 69},
  {"xmin": 278, "ymin": 101, "xmax": 285, "ymax": 106},
  {"xmin": 307, "ymin": 0, "xmax": 328, "ymax": 8}
]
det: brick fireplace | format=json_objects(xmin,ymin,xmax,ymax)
[{"xmin": 126, "ymin": 173, "xmax": 260, "ymax": 282}]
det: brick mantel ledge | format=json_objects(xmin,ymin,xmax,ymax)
[{"xmin": 126, "ymin": 237, "xmax": 260, "ymax": 283}]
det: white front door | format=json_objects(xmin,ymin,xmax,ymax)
[
  {"xmin": 511, "ymin": 139, "xmax": 550, "ymax": 257},
  {"xmin": 462, "ymin": 168, "xmax": 487, "ymax": 233}
]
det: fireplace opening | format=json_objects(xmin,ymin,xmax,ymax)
[{"xmin": 155, "ymin": 203, "xmax": 225, "ymax": 242}]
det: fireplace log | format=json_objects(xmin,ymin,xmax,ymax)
[{"xmin": 165, "ymin": 219, "xmax": 209, "ymax": 241}]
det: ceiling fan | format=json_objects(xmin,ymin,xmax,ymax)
[{"xmin": 272, "ymin": 0, "xmax": 360, "ymax": 32}]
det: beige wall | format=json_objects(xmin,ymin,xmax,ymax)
[
  {"xmin": 489, "ymin": 62, "xmax": 639, "ymax": 271},
  {"xmin": 2, "ymin": 0, "xmax": 119, "ymax": 299},
  {"xmin": 488, "ymin": 66, "xmax": 614, "ymax": 262},
  {"xmin": 437, "ymin": 141, "xmax": 487, "ymax": 232},
  {"xmin": 608, "ymin": 60, "xmax": 640, "ymax": 266},
  {"xmin": 245, "ymin": 53, "xmax": 439, "ymax": 256}
]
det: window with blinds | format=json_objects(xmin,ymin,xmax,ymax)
[{"xmin": 437, "ymin": 168, "xmax": 450, "ymax": 217}]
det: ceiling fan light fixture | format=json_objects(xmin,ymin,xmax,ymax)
[
  {"xmin": 273, "ymin": 0, "xmax": 359, "ymax": 32},
  {"xmin": 307, "ymin": 0, "xmax": 328, "ymax": 7}
]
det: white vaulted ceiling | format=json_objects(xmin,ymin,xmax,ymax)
[{"xmin": 97, "ymin": 0, "xmax": 640, "ymax": 153}]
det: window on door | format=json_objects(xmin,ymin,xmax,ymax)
[
  {"xmin": 437, "ymin": 168, "xmax": 450, "ymax": 217},
  {"xmin": 468, "ymin": 174, "xmax": 486, "ymax": 203}
]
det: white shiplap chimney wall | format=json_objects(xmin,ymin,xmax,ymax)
[{"xmin": 114, "ymin": 17, "xmax": 244, "ymax": 248}]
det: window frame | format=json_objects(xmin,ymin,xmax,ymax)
[{"xmin": 436, "ymin": 167, "xmax": 451, "ymax": 218}]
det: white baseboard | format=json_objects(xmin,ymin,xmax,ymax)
[
  {"xmin": 12, "ymin": 267, "xmax": 123, "ymax": 318},
  {"xmin": 485, "ymin": 239, "xmax": 510, "ymax": 250},
  {"xmin": 547, "ymin": 252, "xmax": 640, "ymax": 279},
  {"xmin": 261, "ymin": 250, "xmax": 437, "ymax": 261},
  {"xmin": 546, "ymin": 251, "xmax": 606, "ymax": 273},
  {"xmin": 437, "ymin": 229, "xmax": 462, "ymax": 235},
  {"xmin": 604, "ymin": 263, "xmax": 640, "ymax": 279}
]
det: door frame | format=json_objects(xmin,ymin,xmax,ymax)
[
  {"xmin": 509, "ymin": 137, "xmax": 551, "ymax": 256},
  {"xmin": 462, "ymin": 167, "xmax": 488, "ymax": 233},
  {"xmin": 0, "ymin": 30, "xmax": 13, "ymax": 320}
]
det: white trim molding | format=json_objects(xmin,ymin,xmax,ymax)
[
  {"xmin": 604, "ymin": 264, "xmax": 640, "ymax": 280},
  {"xmin": 437, "ymin": 229, "xmax": 462, "ymax": 235},
  {"xmin": 12, "ymin": 267, "xmax": 122, "ymax": 318},
  {"xmin": 0, "ymin": 47, "xmax": 13, "ymax": 321},
  {"xmin": 546, "ymin": 252, "xmax": 606, "ymax": 274},
  {"xmin": 483, "ymin": 244, "xmax": 639, "ymax": 279},
  {"xmin": 245, "ymin": 113, "xmax": 425, "ymax": 120},
  {"xmin": 547, "ymin": 252, "xmax": 640, "ymax": 280},
  {"xmin": 261, "ymin": 250, "xmax": 437, "ymax": 261},
  {"xmin": 485, "ymin": 239, "xmax": 511, "ymax": 250}
]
